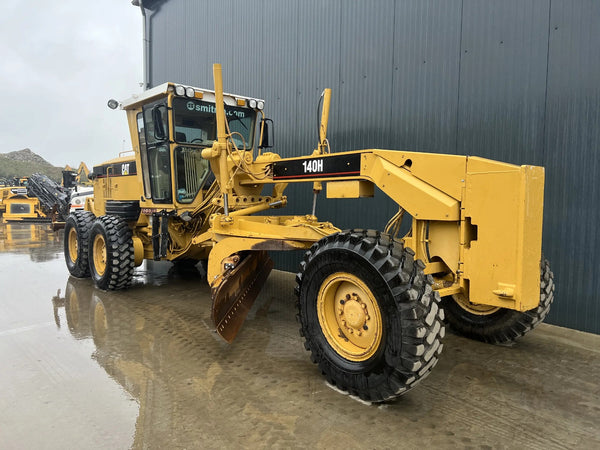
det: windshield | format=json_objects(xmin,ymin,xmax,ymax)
[{"xmin": 172, "ymin": 97, "xmax": 257, "ymax": 149}]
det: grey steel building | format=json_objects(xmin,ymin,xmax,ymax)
[{"xmin": 134, "ymin": 0, "xmax": 599, "ymax": 334}]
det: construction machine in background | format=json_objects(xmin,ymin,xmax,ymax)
[
  {"xmin": 27, "ymin": 174, "xmax": 71, "ymax": 224},
  {"xmin": 63, "ymin": 64, "xmax": 553, "ymax": 402},
  {"xmin": 0, "ymin": 172, "xmax": 91, "ymax": 225},
  {"xmin": 0, "ymin": 186, "xmax": 46, "ymax": 223}
]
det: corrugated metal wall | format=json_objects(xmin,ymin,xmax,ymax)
[{"xmin": 144, "ymin": 0, "xmax": 600, "ymax": 334}]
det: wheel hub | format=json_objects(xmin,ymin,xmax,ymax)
[
  {"xmin": 317, "ymin": 273, "xmax": 382, "ymax": 362},
  {"xmin": 338, "ymin": 294, "xmax": 369, "ymax": 335}
]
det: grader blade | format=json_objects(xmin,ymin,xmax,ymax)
[{"xmin": 211, "ymin": 251, "xmax": 273, "ymax": 343}]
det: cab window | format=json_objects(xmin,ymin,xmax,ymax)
[
  {"xmin": 174, "ymin": 146, "xmax": 210, "ymax": 203},
  {"xmin": 137, "ymin": 113, "xmax": 152, "ymax": 198},
  {"xmin": 142, "ymin": 101, "xmax": 171, "ymax": 203}
]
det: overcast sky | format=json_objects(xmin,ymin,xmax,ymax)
[{"xmin": 0, "ymin": 0, "xmax": 143, "ymax": 168}]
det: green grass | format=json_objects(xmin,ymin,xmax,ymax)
[{"xmin": 0, "ymin": 155, "xmax": 63, "ymax": 182}]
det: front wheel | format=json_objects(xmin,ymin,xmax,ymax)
[
  {"xmin": 296, "ymin": 229, "xmax": 445, "ymax": 402},
  {"xmin": 442, "ymin": 259, "xmax": 554, "ymax": 344},
  {"xmin": 88, "ymin": 216, "xmax": 135, "ymax": 291}
]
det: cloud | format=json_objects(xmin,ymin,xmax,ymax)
[{"xmin": 0, "ymin": 0, "xmax": 143, "ymax": 168}]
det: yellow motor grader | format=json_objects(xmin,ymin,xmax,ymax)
[{"xmin": 64, "ymin": 64, "xmax": 553, "ymax": 402}]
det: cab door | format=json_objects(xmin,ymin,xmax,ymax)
[{"xmin": 140, "ymin": 100, "xmax": 172, "ymax": 204}]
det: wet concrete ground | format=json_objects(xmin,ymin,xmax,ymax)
[{"xmin": 0, "ymin": 223, "xmax": 599, "ymax": 449}]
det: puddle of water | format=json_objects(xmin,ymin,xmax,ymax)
[{"xmin": 1, "ymin": 223, "xmax": 599, "ymax": 449}]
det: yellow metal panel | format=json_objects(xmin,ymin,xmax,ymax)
[
  {"xmin": 2, "ymin": 197, "xmax": 42, "ymax": 222},
  {"xmin": 210, "ymin": 215, "xmax": 340, "ymax": 241},
  {"xmin": 207, "ymin": 237, "xmax": 309, "ymax": 283},
  {"xmin": 372, "ymin": 150, "xmax": 467, "ymax": 201},
  {"xmin": 426, "ymin": 221, "xmax": 460, "ymax": 274},
  {"xmin": 326, "ymin": 180, "xmax": 374, "ymax": 198},
  {"xmin": 462, "ymin": 160, "xmax": 544, "ymax": 311},
  {"xmin": 362, "ymin": 153, "xmax": 460, "ymax": 221},
  {"xmin": 516, "ymin": 165, "xmax": 545, "ymax": 310}
]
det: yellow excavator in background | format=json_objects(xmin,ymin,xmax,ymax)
[{"xmin": 63, "ymin": 64, "xmax": 553, "ymax": 402}]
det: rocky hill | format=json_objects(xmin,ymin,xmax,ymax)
[{"xmin": 0, "ymin": 149, "xmax": 63, "ymax": 182}]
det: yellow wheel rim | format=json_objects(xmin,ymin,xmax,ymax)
[
  {"xmin": 68, "ymin": 227, "xmax": 78, "ymax": 263},
  {"xmin": 453, "ymin": 293, "xmax": 500, "ymax": 315},
  {"xmin": 317, "ymin": 273, "xmax": 383, "ymax": 362},
  {"xmin": 93, "ymin": 234, "xmax": 107, "ymax": 276}
]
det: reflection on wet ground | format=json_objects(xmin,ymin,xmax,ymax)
[
  {"xmin": 0, "ymin": 222, "xmax": 61, "ymax": 261},
  {"xmin": 1, "ymin": 223, "xmax": 600, "ymax": 449}
]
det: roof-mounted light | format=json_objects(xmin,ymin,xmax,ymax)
[
  {"xmin": 175, "ymin": 85, "xmax": 185, "ymax": 96},
  {"xmin": 185, "ymin": 87, "xmax": 195, "ymax": 98},
  {"xmin": 248, "ymin": 99, "xmax": 257, "ymax": 109},
  {"xmin": 257, "ymin": 100, "xmax": 264, "ymax": 110},
  {"xmin": 107, "ymin": 99, "xmax": 119, "ymax": 110}
]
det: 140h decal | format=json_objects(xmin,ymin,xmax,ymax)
[
  {"xmin": 302, "ymin": 159, "xmax": 323, "ymax": 173},
  {"xmin": 272, "ymin": 153, "xmax": 362, "ymax": 180}
]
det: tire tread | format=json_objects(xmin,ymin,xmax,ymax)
[{"xmin": 295, "ymin": 229, "xmax": 445, "ymax": 402}]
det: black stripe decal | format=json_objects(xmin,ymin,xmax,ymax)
[
  {"xmin": 272, "ymin": 154, "xmax": 361, "ymax": 180},
  {"xmin": 93, "ymin": 161, "xmax": 137, "ymax": 178}
]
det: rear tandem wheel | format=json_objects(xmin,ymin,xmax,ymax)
[
  {"xmin": 442, "ymin": 259, "xmax": 554, "ymax": 344},
  {"xmin": 88, "ymin": 215, "xmax": 135, "ymax": 291},
  {"xmin": 295, "ymin": 229, "xmax": 445, "ymax": 402},
  {"xmin": 64, "ymin": 210, "xmax": 95, "ymax": 278}
]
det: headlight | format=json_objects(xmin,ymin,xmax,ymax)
[
  {"xmin": 257, "ymin": 100, "xmax": 264, "ymax": 110},
  {"xmin": 249, "ymin": 99, "xmax": 257, "ymax": 109},
  {"xmin": 175, "ymin": 85, "xmax": 185, "ymax": 96},
  {"xmin": 185, "ymin": 87, "xmax": 195, "ymax": 97}
]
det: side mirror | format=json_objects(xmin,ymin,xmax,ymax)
[
  {"xmin": 259, "ymin": 118, "xmax": 274, "ymax": 149},
  {"xmin": 152, "ymin": 105, "xmax": 167, "ymax": 141}
]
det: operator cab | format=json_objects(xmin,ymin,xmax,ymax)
[{"xmin": 118, "ymin": 83, "xmax": 263, "ymax": 207}]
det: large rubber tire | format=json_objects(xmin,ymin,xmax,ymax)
[
  {"xmin": 64, "ymin": 210, "xmax": 95, "ymax": 278},
  {"xmin": 88, "ymin": 215, "xmax": 135, "ymax": 291},
  {"xmin": 296, "ymin": 229, "xmax": 445, "ymax": 402},
  {"xmin": 442, "ymin": 259, "xmax": 554, "ymax": 344}
]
